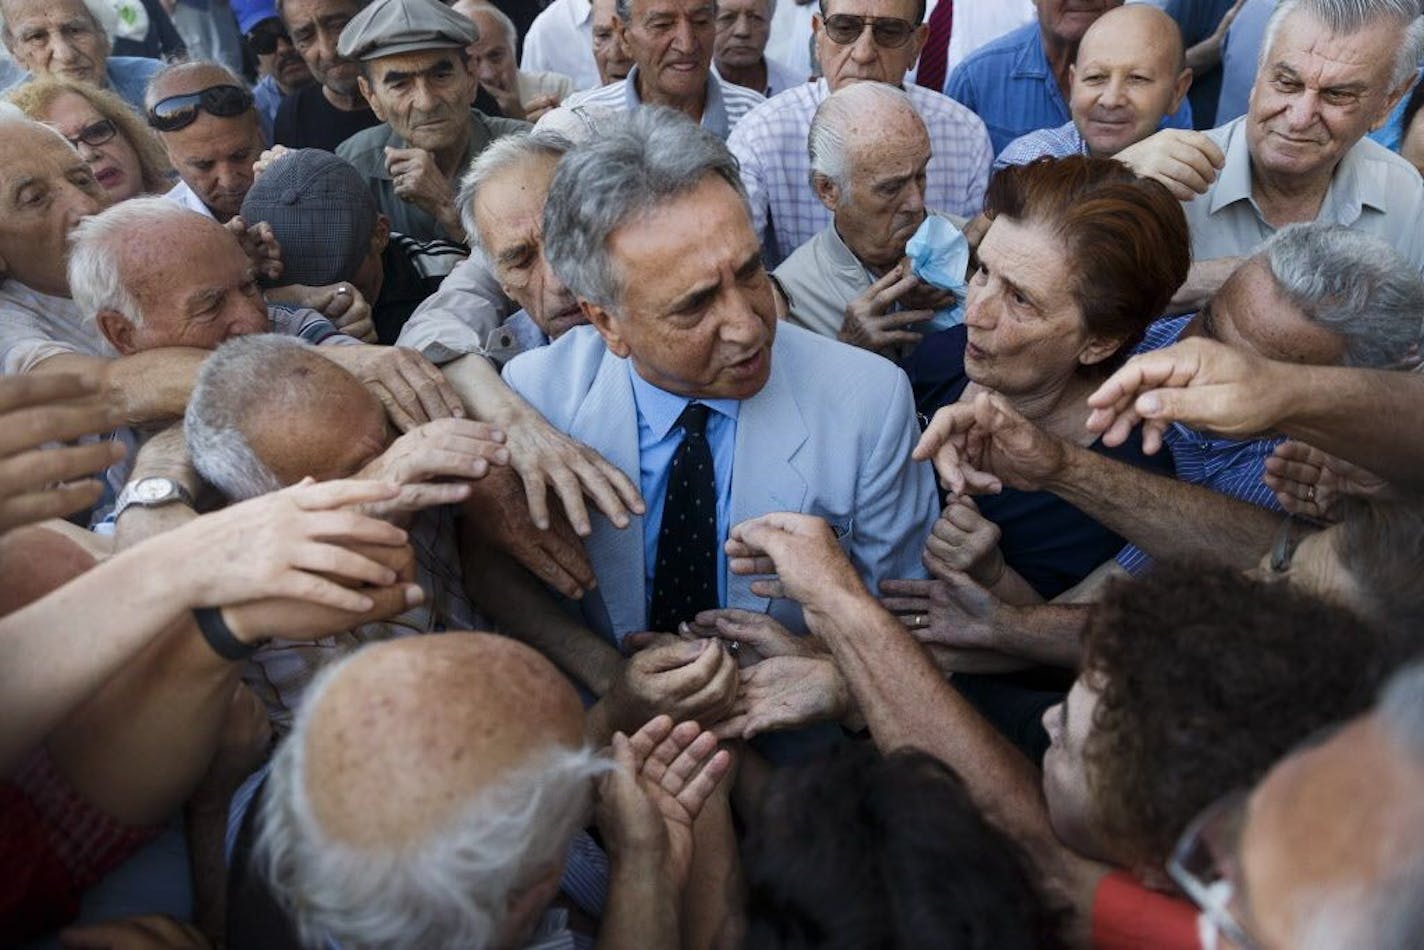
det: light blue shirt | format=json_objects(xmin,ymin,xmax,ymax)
[
  {"xmin": 627, "ymin": 364, "xmax": 740, "ymax": 617},
  {"xmin": 107, "ymin": 55, "xmax": 164, "ymax": 111},
  {"xmin": 946, "ymin": 22, "xmax": 1192, "ymax": 154},
  {"xmin": 1215, "ymin": 0, "xmax": 1272, "ymax": 125}
]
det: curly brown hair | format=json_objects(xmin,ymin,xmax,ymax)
[
  {"xmin": 1081, "ymin": 561, "xmax": 1401, "ymax": 869},
  {"xmin": 984, "ymin": 155, "xmax": 1190, "ymax": 373},
  {"xmin": 7, "ymin": 77, "xmax": 173, "ymax": 195}
]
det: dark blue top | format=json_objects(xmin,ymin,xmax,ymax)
[{"xmin": 905, "ymin": 325, "xmax": 1175, "ymax": 599}]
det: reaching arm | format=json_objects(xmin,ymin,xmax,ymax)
[{"xmin": 34, "ymin": 349, "xmax": 210, "ymax": 428}]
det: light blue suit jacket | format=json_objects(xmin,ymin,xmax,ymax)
[{"xmin": 502, "ymin": 323, "xmax": 938, "ymax": 646}]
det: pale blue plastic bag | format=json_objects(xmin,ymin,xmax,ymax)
[{"xmin": 904, "ymin": 215, "xmax": 969, "ymax": 330}]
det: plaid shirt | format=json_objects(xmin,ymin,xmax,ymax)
[
  {"xmin": 993, "ymin": 119, "xmax": 1087, "ymax": 170},
  {"xmin": 1115, "ymin": 315, "xmax": 1283, "ymax": 575},
  {"xmin": 562, "ymin": 66, "xmax": 766, "ymax": 140},
  {"xmin": 728, "ymin": 79, "xmax": 992, "ymax": 264}
]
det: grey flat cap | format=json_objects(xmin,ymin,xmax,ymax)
[{"xmin": 337, "ymin": 0, "xmax": 478, "ymax": 61}]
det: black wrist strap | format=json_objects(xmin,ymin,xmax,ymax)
[{"xmin": 194, "ymin": 607, "xmax": 259, "ymax": 661}]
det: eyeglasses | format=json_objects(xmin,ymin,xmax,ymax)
[
  {"xmin": 821, "ymin": 13, "xmax": 917, "ymax": 49},
  {"xmin": 62, "ymin": 118, "xmax": 118, "ymax": 149},
  {"xmin": 246, "ymin": 21, "xmax": 291, "ymax": 56},
  {"xmin": 147, "ymin": 84, "xmax": 254, "ymax": 132},
  {"xmin": 1167, "ymin": 789, "xmax": 1261, "ymax": 950}
]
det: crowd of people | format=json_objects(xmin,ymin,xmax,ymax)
[{"xmin": 1, "ymin": 0, "xmax": 1422, "ymax": 945}]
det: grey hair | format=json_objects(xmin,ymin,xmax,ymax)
[
  {"xmin": 69, "ymin": 197, "xmax": 208, "ymax": 329},
  {"xmin": 144, "ymin": 59, "xmax": 248, "ymax": 110},
  {"xmin": 807, "ymin": 81, "xmax": 918, "ymax": 196},
  {"xmin": 184, "ymin": 335, "xmax": 299, "ymax": 502},
  {"xmin": 615, "ymin": 0, "xmax": 715, "ymax": 29},
  {"xmin": 0, "ymin": 0, "xmax": 117, "ymax": 45},
  {"xmin": 255, "ymin": 657, "xmax": 611, "ymax": 950},
  {"xmin": 464, "ymin": 1, "xmax": 518, "ymax": 48},
  {"xmin": 543, "ymin": 106, "xmax": 747, "ymax": 310},
  {"xmin": 457, "ymin": 129, "xmax": 573, "ymax": 250},
  {"xmin": 1257, "ymin": 222, "xmax": 1424, "ymax": 368},
  {"xmin": 1260, "ymin": 0, "xmax": 1424, "ymax": 89}
]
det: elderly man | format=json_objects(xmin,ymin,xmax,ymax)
[
  {"xmin": 996, "ymin": 4, "xmax": 1193, "ymax": 168},
  {"xmin": 453, "ymin": 0, "xmax": 573, "ymax": 123},
  {"xmin": 521, "ymin": 0, "xmax": 600, "ymax": 91},
  {"xmin": 773, "ymin": 83, "xmax": 963, "ymax": 354},
  {"xmin": 272, "ymin": 0, "xmax": 381, "ymax": 150},
  {"xmin": 591, "ymin": 0, "xmax": 632, "ymax": 85},
  {"xmin": 713, "ymin": 0, "xmax": 801, "ymax": 97},
  {"xmin": 456, "ymin": 131, "xmax": 589, "ymax": 365},
  {"xmin": 335, "ymin": 0, "xmax": 527, "ymax": 243},
  {"xmin": 559, "ymin": 0, "xmax": 766, "ymax": 139},
  {"xmin": 241, "ymin": 149, "xmax": 465, "ymax": 344},
  {"xmin": 1125, "ymin": 0, "xmax": 1424, "ymax": 309},
  {"xmin": 146, "ymin": 61, "xmax": 266, "ymax": 223},
  {"xmin": 0, "ymin": 0, "xmax": 161, "ymax": 109},
  {"xmin": 947, "ymin": 0, "xmax": 1193, "ymax": 155},
  {"xmin": 230, "ymin": 634, "xmax": 730, "ymax": 947},
  {"xmin": 1174, "ymin": 661, "xmax": 1424, "ymax": 948},
  {"xmin": 235, "ymin": 0, "xmax": 314, "ymax": 140},
  {"xmin": 503, "ymin": 108, "xmax": 936, "ymax": 657},
  {"xmin": 728, "ymin": 0, "xmax": 991, "ymax": 265}
]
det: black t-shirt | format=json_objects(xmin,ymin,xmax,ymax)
[
  {"xmin": 905, "ymin": 325, "xmax": 1176, "ymax": 600},
  {"xmin": 272, "ymin": 83, "xmax": 381, "ymax": 151}
]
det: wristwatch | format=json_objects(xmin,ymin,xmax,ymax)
[{"xmin": 113, "ymin": 476, "xmax": 194, "ymax": 520}]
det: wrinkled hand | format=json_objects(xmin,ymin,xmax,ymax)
[
  {"xmin": 880, "ymin": 573, "xmax": 1004, "ymax": 652},
  {"xmin": 315, "ymin": 283, "xmax": 376, "ymax": 342},
  {"xmin": 839, "ymin": 264, "xmax": 934, "ymax": 354},
  {"xmin": 726, "ymin": 513, "xmax": 868, "ymax": 613},
  {"xmin": 222, "ymin": 540, "xmax": 423, "ymax": 645},
  {"xmin": 596, "ymin": 715, "xmax": 731, "ymax": 892},
  {"xmin": 922, "ymin": 496, "xmax": 1005, "ymax": 587},
  {"xmin": 355, "ymin": 418, "xmax": 510, "ymax": 518},
  {"xmin": 1086, "ymin": 337, "xmax": 1282, "ymax": 453},
  {"xmin": 913, "ymin": 390, "xmax": 1067, "ymax": 494},
  {"xmin": 0, "ymin": 373, "xmax": 125, "ymax": 536},
  {"xmin": 1114, "ymin": 129, "xmax": 1226, "ymax": 201},
  {"xmin": 384, "ymin": 146, "xmax": 462, "ymax": 239},
  {"xmin": 460, "ymin": 464, "xmax": 596, "ymax": 598},
  {"xmin": 493, "ymin": 402, "xmax": 645, "ymax": 535},
  {"xmin": 253, "ymin": 144, "xmax": 292, "ymax": 178},
  {"xmin": 321, "ymin": 344, "xmax": 464, "ymax": 432},
  {"xmin": 606, "ymin": 637, "xmax": 739, "ymax": 735},
  {"xmin": 522, "ymin": 93, "xmax": 562, "ymax": 123},
  {"xmin": 712, "ymin": 655, "xmax": 848, "ymax": 740},
  {"xmin": 223, "ymin": 215, "xmax": 283, "ymax": 282},
  {"xmin": 60, "ymin": 914, "xmax": 210, "ymax": 949},
  {"xmin": 686, "ymin": 607, "xmax": 819, "ymax": 665},
  {"xmin": 897, "ymin": 256, "xmax": 959, "ymax": 312},
  {"xmin": 1263, "ymin": 440, "xmax": 1393, "ymax": 522},
  {"xmin": 162, "ymin": 478, "xmax": 409, "ymax": 615}
]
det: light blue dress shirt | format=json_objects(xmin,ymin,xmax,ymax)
[
  {"xmin": 627, "ymin": 364, "xmax": 740, "ymax": 617},
  {"xmin": 946, "ymin": 22, "xmax": 1193, "ymax": 155}
]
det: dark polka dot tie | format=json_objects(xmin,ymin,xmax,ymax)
[{"xmin": 648, "ymin": 402, "xmax": 719, "ymax": 634}]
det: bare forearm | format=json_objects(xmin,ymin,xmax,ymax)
[
  {"xmin": 36, "ymin": 349, "xmax": 209, "ymax": 427},
  {"xmin": 462, "ymin": 541, "xmax": 622, "ymax": 695},
  {"xmin": 996, "ymin": 602, "xmax": 1091, "ymax": 668},
  {"xmin": 1043, "ymin": 446, "xmax": 1278, "ymax": 570},
  {"xmin": 442, "ymin": 353, "xmax": 522, "ymax": 422},
  {"xmin": 598, "ymin": 860, "xmax": 680, "ymax": 950},
  {"xmin": 681, "ymin": 795, "xmax": 744, "ymax": 950}
]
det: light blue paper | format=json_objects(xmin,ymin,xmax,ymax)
[{"xmin": 904, "ymin": 216, "xmax": 969, "ymax": 330}]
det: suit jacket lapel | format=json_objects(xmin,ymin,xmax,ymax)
[
  {"xmin": 570, "ymin": 350, "xmax": 646, "ymax": 641},
  {"xmin": 728, "ymin": 352, "xmax": 808, "ymax": 614}
]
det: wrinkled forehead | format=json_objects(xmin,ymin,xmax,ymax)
[
  {"xmin": 1076, "ymin": 26, "xmax": 1177, "ymax": 73},
  {"xmin": 3, "ymin": 0, "xmax": 96, "ymax": 30},
  {"xmin": 476, "ymin": 157, "xmax": 559, "ymax": 249},
  {"xmin": 0, "ymin": 123, "xmax": 85, "ymax": 185},
  {"xmin": 1265, "ymin": 8, "xmax": 1400, "ymax": 88}
]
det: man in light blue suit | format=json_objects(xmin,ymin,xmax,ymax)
[{"xmin": 502, "ymin": 107, "xmax": 937, "ymax": 656}]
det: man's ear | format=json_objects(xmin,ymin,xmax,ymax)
[
  {"xmin": 1170, "ymin": 67, "xmax": 1194, "ymax": 114},
  {"xmin": 811, "ymin": 172, "xmax": 840, "ymax": 213},
  {"xmin": 371, "ymin": 213, "xmax": 391, "ymax": 255},
  {"xmin": 96, "ymin": 310, "xmax": 139, "ymax": 355},
  {"xmin": 584, "ymin": 300, "xmax": 630, "ymax": 357},
  {"xmin": 1373, "ymin": 73, "xmax": 1417, "ymax": 132},
  {"xmin": 1078, "ymin": 334, "xmax": 1125, "ymax": 369},
  {"xmin": 357, "ymin": 75, "xmax": 386, "ymax": 121}
]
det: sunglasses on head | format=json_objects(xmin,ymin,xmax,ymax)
[
  {"xmin": 147, "ymin": 84, "xmax": 254, "ymax": 132},
  {"xmin": 246, "ymin": 20, "xmax": 291, "ymax": 56},
  {"xmin": 821, "ymin": 13, "xmax": 916, "ymax": 48},
  {"xmin": 62, "ymin": 118, "xmax": 118, "ymax": 149}
]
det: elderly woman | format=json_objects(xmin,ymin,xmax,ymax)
[
  {"xmin": 7, "ymin": 77, "xmax": 172, "ymax": 203},
  {"xmin": 904, "ymin": 156, "xmax": 1188, "ymax": 606}
]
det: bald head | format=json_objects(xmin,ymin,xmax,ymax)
[
  {"xmin": 1069, "ymin": 3, "xmax": 1190, "ymax": 157},
  {"xmin": 145, "ymin": 60, "xmax": 248, "ymax": 106},
  {"xmin": 809, "ymin": 82, "xmax": 928, "ymax": 192},
  {"xmin": 305, "ymin": 634, "xmax": 584, "ymax": 848}
]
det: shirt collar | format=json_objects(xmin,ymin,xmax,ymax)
[
  {"xmin": 1209, "ymin": 117, "xmax": 1255, "ymax": 215},
  {"xmin": 626, "ymin": 361, "xmax": 741, "ymax": 441},
  {"xmin": 1322, "ymin": 139, "xmax": 1390, "ymax": 219},
  {"xmin": 1012, "ymin": 24, "xmax": 1051, "ymax": 80},
  {"xmin": 570, "ymin": 0, "xmax": 592, "ymax": 25},
  {"xmin": 621, "ymin": 66, "xmax": 729, "ymax": 136}
]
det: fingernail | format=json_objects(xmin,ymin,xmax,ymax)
[{"xmin": 404, "ymin": 584, "xmax": 425, "ymax": 605}]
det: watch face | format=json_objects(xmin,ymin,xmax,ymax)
[{"xmin": 134, "ymin": 478, "xmax": 174, "ymax": 503}]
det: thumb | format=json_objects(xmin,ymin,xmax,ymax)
[{"xmin": 641, "ymin": 637, "xmax": 712, "ymax": 672}]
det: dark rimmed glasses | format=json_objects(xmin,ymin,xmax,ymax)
[
  {"xmin": 62, "ymin": 118, "xmax": 118, "ymax": 150},
  {"xmin": 246, "ymin": 20, "xmax": 291, "ymax": 56},
  {"xmin": 821, "ymin": 13, "xmax": 917, "ymax": 48},
  {"xmin": 147, "ymin": 84, "xmax": 254, "ymax": 132}
]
